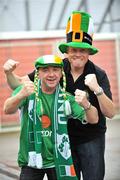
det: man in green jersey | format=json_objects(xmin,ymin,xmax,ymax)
[{"xmin": 4, "ymin": 55, "xmax": 98, "ymax": 180}]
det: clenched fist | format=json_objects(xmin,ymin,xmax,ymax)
[
  {"xmin": 3, "ymin": 59, "xmax": 19, "ymax": 74},
  {"xmin": 84, "ymin": 74, "xmax": 100, "ymax": 92},
  {"xmin": 18, "ymin": 80, "xmax": 35, "ymax": 99},
  {"xmin": 75, "ymin": 89, "xmax": 90, "ymax": 109}
]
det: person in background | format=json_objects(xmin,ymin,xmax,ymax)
[
  {"xmin": 3, "ymin": 11, "xmax": 115, "ymax": 180},
  {"xmin": 3, "ymin": 55, "xmax": 98, "ymax": 180}
]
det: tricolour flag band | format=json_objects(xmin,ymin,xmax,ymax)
[{"xmin": 59, "ymin": 165, "xmax": 76, "ymax": 177}]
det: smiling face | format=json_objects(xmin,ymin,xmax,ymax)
[
  {"xmin": 67, "ymin": 47, "xmax": 90, "ymax": 71},
  {"xmin": 38, "ymin": 66, "xmax": 62, "ymax": 93}
]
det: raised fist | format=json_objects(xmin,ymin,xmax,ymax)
[
  {"xmin": 3, "ymin": 59, "xmax": 19, "ymax": 74},
  {"xmin": 75, "ymin": 89, "xmax": 90, "ymax": 109},
  {"xmin": 84, "ymin": 74, "xmax": 100, "ymax": 92},
  {"xmin": 20, "ymin": 80, "xmax": 35, "ymax": 99}
]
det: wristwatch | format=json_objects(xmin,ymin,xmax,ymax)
[{"xmin": 94, "ymin": 87, "xmax": 104, "ymax": 96}]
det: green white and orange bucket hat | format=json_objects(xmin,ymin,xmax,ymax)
[
  {"xmin": 35, "ymin": 55, "xmax": 63, "ymax": 68},
  {"xmin": 59, "ymin": 11, "xmax": 98, "ymax": 55}
]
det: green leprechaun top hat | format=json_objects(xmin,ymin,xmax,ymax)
[{"xmin": 58, "ymin": 11, "xmax": 98, "ymax": 55}]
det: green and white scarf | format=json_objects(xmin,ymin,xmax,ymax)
[{"xmin": 27, "ymin": 80, "xmax": 78, "ymax": 180}]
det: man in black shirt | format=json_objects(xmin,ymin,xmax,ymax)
[{"xmin": 3, "ymin": 11, "xmax": 115, "ymax": 180}]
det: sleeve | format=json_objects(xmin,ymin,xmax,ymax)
[
  {"xmin": 28, "ymin": 70, "xmax": 35, "ymax": 82},
  {"xmin": 98, "ymin": 71, "xmax": 112, "ymax": 100},
  {"xmin": 12, "ymin": 85, "xmax": 27, "ymax": 108},
  {"xmin": 67, "ymin": 94, "xmax": 85, "ymax": 121}
]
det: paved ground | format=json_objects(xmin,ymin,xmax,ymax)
[{"xmin": 0, "ymin": 118, "xmax": 120, "ymax": 180}]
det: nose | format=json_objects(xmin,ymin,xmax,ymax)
[
  {"xmin": 76, "ymin": 51, "xmax": 81, "ymax": 56},
  {"xmin": 49, "ymin": 70, "xmax": 54, "ymax": 76},
  {"xmin": 75, "ymin": 49, "xmax": 82, "ymax": 56}
]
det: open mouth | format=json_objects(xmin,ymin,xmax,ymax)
[
  {"xmin": 47, "ymin": 79, "xmax": 56, "ymax": 84},
  {"xmin": 47, "ymin": 78, "xmax": 56, "ymax": 81}
]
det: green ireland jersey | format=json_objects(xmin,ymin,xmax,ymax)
[{"xmin": 12, "ymin": 86, "xmax": 85, "ymax": 168}]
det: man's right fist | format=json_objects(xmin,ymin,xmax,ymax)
[
  {"xmin": 3, "ymin": 59, "xmax": 19, "ymax": 74},
  {"xmin": 20, "ymin": 80, "xmax": 35, "ymax": 98}
]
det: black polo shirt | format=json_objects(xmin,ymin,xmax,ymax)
[{"xmin": 28, "ymin": 59, "xmax": 112, "ymax": 144}]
